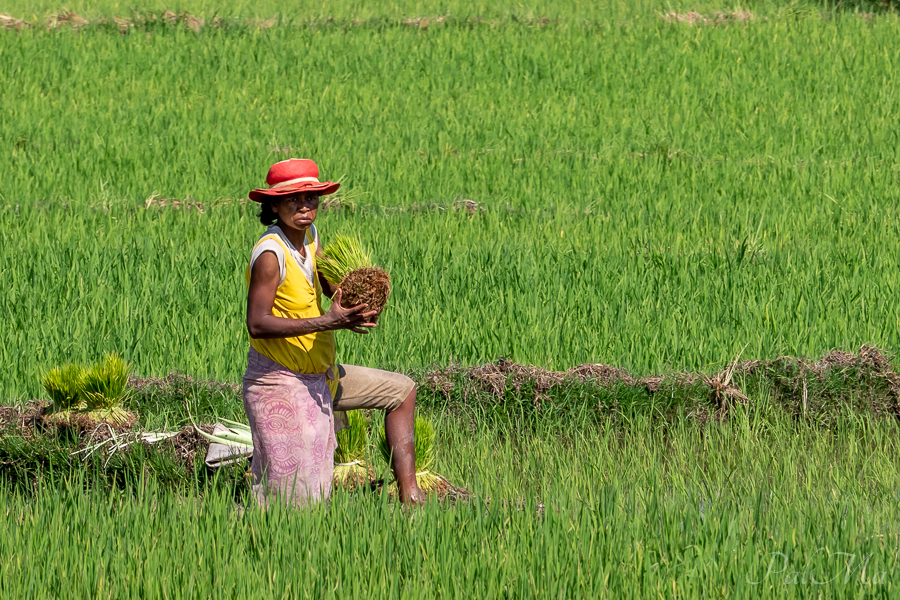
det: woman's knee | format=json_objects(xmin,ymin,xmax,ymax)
[{"xmin": 388, "ymin": 377, "xmax": 416, "ymax": 413}]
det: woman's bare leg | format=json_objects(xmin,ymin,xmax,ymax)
[{"xmin": 384, "ymin": 387, "xmax": 423, "ymax": 504}]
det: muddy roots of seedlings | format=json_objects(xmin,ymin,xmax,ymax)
[
  {"xmin": 416, "ymin": 470, "xmax": 449, "ymax": 494},
  {"xmin": 333, "ymin": 462, "xmax": 373, "ymax": 491},
  {"xmin": 376, "ymin": 474, "xmax": 469, "ymax": 503},
  {"xmin": 41, "ymin": 408, "xmax": 138, "ymax": 433},
  {"xmin": 337, "ymin": 267, "xmax": 391, "ymax": 322}
]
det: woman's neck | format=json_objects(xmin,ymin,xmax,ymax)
[{"xmin": 275, "ymin": 221, "xmax": 309, "ymax": 255}]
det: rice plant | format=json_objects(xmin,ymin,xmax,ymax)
[
  {"xmin": 1, "ymin": 407, "xmax": 899, "ymax": 599},
  {"xmin": 79, "ymin": 354, "xmax": 134, "ymax": 426},
  {"xmin": 318, "ymin": 235, "xmax": 373, "ymax": 286},
  {"xmin": 333, "ymin": 410, "xmax": 368, "ymax": 487},
  {"xmin": 41, "ymin": 365, "xmax": 87, "ymax": 413},
  {"xmin": 319, "ymin": 234, "xmax": 390, "ymax": 320},
  {"xmin": 1, "ymin": 13, "xmax": 899, "ymax": 398}
]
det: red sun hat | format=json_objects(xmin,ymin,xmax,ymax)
[{"xmin": 248, "ymin": 159, "xmax": 340, "ymax": 202}]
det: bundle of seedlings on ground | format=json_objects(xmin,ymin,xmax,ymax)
[
  {"xmin": 80, "ymin": 354, "xmax": 135, "ymax": 426},
  {"xmin": 318, "ymin": 235, "xmax": 391, "ymax": 322},
  {"xmin": 333, "ymin": 410, "xmax": 369, "ymax": 488},
  {"xmin": 378, "ymin": 415, "xmax": 450, "ymax": 495},
  {"xmin": 41, "ymin": 354, "xmax": 136, "ymax": 428},
  {"xmin": 41, "ymin": 365, "xmax": 86, "ymax": 422},
  {"xmin": 188, "ymin": 411, "xmax": 253, "ymax": 452}
]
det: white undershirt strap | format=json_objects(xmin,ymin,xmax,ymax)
[{"xmin": 249, "ymin": 225, "xmax": 318, "ymax": 288}]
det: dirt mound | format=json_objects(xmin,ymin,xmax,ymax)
[
  {"xmin": 151, "ymin": 425, "xmax": 213, "ymax": 466},
  {"xmin": 815, "ymin": 345, "xmax": 892, "ymax": 372},
  {"xmin": 567, "ymin": 363, "xmax": 635, "ymax": 385},
  {"xmin": 340, "ymin": 472, "xmax": 469, "ymax": 504},
  {"xmin": 47, "ymin": 10, "xmax": 88, "ymax": 29},
  {"xmin": 428, "ymin": 358, "xmax": 663, "ymax": 401},
  {"xmin": 661, "ymin": 11, "xmax": 753, "ymax": 26},
  {"xmin": 0, "ymin": 402, "xmax": 45, "ymax": 430},
  {"xmin": 0, "ymin": 14, "xmax": 30, "ymax": 30},
  {"xmin": 402, "ymin": 15, "xmax": 447, "ymax": 29},
  {"xmin": 469, "ymin": 359, "xmax": 567, "ymax": 399},
  {"xmin": 422, "ymin": 346, "xmax": 900, "ymax": 421},
  {"xmin": 129, "ymin": 372, "xmax": 240, "ymax": 397}
]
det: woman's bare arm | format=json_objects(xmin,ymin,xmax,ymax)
[{"xmin": 246, "ymin": 251, "xmax": 376, "ymax": 338}]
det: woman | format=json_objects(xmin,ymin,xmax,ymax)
[{"xmin": 243, "ymin": 158, "xmax": 422, "ymax": 507}]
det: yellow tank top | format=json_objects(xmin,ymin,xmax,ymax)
[{"xmin": 245, "ymin": 229, "xmax": 339, "ymax": 398}]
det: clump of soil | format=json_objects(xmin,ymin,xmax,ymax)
[
  {"xmin": 0, "ymin": 404, "xmax": 35, "ymax": 429},
  {"xmin": 1, "ymin": 14, "xmax": 31, "ymax": 30},
  {"xmin": 152, "ymin": 425, "xmax": 213, "ymax": 467},
  {"xmin": 42, "ymin": 409, "xmax": 138, "ymax": 434},
  {"xmin": 339, "ymin": 472, "xmax": 470, "ymax": 504},
  {"xmin": 422, "ymin": 345, "xmax": 900, "ymax": 422},
  {"xmin": 337, "ymin": 267, "xmax": 391, "ymax": 323}
]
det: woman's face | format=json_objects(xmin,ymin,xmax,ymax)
[{"xmin": 273, "ymin": 193, "xmax": 320, "ymax": 233}]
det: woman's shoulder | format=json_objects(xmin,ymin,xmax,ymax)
[
  {"xmin": 250, "ymin": 228, "xmax": 287, "ymax": 264},
  {"xmin": 248, "ymin": 234, "xmax": 287, "ymax": 282},
  {"xmin": 255, "ymin": 226, "xmax": 289, "ymax": 248}
]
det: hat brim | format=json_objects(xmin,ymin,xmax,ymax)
[{"xmin": 248, "ymin": 181, "xmax": 340, "ymax": 203}]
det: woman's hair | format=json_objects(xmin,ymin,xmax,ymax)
[{"xmin": 258, "ymin": 200, "xmax": 278, "ymax": 226}]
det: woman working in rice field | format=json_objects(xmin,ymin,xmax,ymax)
[{"xmin": 243, "ymin": 158, "xmax": 422, "ymax": 507}]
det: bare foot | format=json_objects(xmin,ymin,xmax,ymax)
[{"xmin": 399, "ymin": 484, "xmax": 425, "ymax": 506}]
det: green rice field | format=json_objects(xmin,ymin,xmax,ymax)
[
  {"xmin": 2, "ymin": 1, "xmax": 900, "ymax": 597},
  {"xmin": 3, "ymin": 410, "xmax": 900, "ymax": 598}
]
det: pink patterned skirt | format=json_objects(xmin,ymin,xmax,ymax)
[{"xmin": 242, "ymin": 348, "xmax": 337, "ymax": 508}]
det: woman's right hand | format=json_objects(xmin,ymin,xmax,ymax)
[{"xmin": 324, "ymin": 289, "xmax": 378, "ymax": 334}]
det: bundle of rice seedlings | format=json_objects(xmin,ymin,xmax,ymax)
[
  {"xmin": 187, "ymin": 409, "xmax": 254, "ymax": 452},
  {"xmin": 42, "ymin": 364, "xmax": 88, "ymax": 418},
  {"xmin": 318, "ymin": 235, "xmax": 391, "ymax": 322},
  {"xmin": 334, "ymin": 410, "xmax": 368, "ymax": 488},
  {"xmin": 79, "ymin": 353, "xmax": 135, "ymax": 426},
  {"xmin": 378, "ymin": 415, "xmax": 445, "ymax": 493}
]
